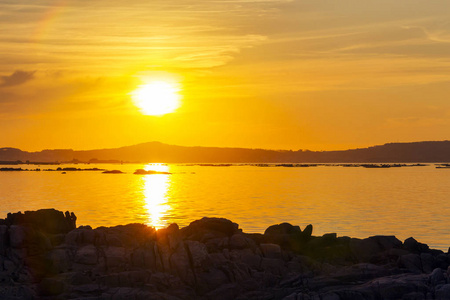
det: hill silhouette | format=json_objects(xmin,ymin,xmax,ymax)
[{"xmin": 1, "ymin": 141, "xmax": 449, "ymax": 164}]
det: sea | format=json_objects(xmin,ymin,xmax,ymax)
[{"xmin": 0, "ymin": 163, "xmax": 449, "ymax": 250}]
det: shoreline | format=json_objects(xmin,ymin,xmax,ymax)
[{"xmin": 1, "ymin": 209, "xmax": 449, "ymax": 299}]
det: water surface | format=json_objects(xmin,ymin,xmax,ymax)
[{"xmin": 0, "ymin": 164, "xmax": 449, "ymax": 250}]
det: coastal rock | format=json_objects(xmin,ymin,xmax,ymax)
[
  {"xmin": 436, "ymin": 284, "xmax": 450, "ymax": 299},
  {"xmin": 230, "ymin": 233, "xmax": 255, "ymax": 250},
  {"xmin": 350, "ymin": 235, "xmax": 402, "ymax": 263},
  {"xmin": 0, "ymin": 225, "xmax": 7, "ymax": 255},
  {"xmin": 180, "ymin": 217, "xmax": 240, "ymax": 241},
  {"xmin": 421, "ymin": 253, "xmax": 437, "ymax": 273},
  {"xmin": 8, "ymin": 225, "xmax": 26, "ymax": 248},
  {"xmin": 398, "ymin": 253, "xmax": 422, "ymax": 273},
  {"xmin": 429, "ymin": 268, "xmax": 445, "ymax": 285},
  {"xmin": 48, "ymin": 248, "xmax": 71, "ymax": 273},
  {"xmin": 4, "ymin": 209, "xmax": 76, "ymax": 234},
  {"xmin": 65, "ymin": 227, "xmax": 95, "ymax": 245},
  {"xmin": 265, "ymin": 223, "xmax": 301, "ymax": 235},
  {"xmin": 404, "ymin": 237, "xmax": 430, "ymax": 253},
  {"xmin": 263, "ymin": 223, "xmax": 313, "ymax": 253},
  {"xmin": 74, "ymin": 245, "xmax": 98, "ymax": 265},
  {"xmin": 38, "ymin": 277, "xmax": 65, "ymax": 296},
  {"xmin": 185, "ymin": 240, "xmax": 209, "ymax": 268},
  {"xmin": 104, "ymin": 246, "xmax": 127, "ymax": 269},
  {"xmin": 260, "ymin": 243, "xmax": 282, "ymax": 259},
  {"xmin": 1, "ymin": 209, "xmax": 450, "ymax": 300},
  {"xmin": 303, "ymin": 224, "xmax": 313, "ymax": 239}
]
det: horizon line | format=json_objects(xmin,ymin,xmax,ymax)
[{"xmin": 2, "ymin": 139, "xmax": 449, "ymax": 154}]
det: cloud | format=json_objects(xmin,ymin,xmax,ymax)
[{"xmin": 0, "ymin": 70, "xmax": 36, "ymax": 87}]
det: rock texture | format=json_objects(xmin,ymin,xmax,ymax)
[{"xmin": 0, "ymin": 210, "xmax": 449, "ymax": 299}]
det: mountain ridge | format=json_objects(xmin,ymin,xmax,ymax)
[{"xmin": 1, "ymin": 140, "xmax": 449, "ymax": 163}]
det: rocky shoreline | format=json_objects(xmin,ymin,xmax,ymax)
[{"xmin": 0, "ymin": 209, "xmax": 449, "ymax": 299}]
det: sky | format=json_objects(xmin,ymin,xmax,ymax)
[{"xmin": 1, "ymin": 0, "xmax": 450, "ymax": 151}]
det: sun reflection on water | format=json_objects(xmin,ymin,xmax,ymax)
[{"xmin": 142, "ymin": 164, "xmax": 171, "ymax": 228}]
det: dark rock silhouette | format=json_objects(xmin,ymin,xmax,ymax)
[
  {"xmin": 102, "ymin": 170, "xmax": 125, "ymax": 174},
  {"xmin": 133, "ymin": 169, "xmax": 171, "ymax": 175},
  {"xmin": 263, "ymin": 222, "xmax": 312, "ymax": 252},
  {"xmin": 0, "ymin": 209, "xmax": 450, "ymax": 299},
  {"xmin": 2, "ymin": 209, "xmax": 76, "ymax": 234}
]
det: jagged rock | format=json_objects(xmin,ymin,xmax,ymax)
[
  {"xmin": 320, "ymin": 292, "xmax": 340, "ymax": 300},
  {"xmin": 261, "ymin": 257, "xmax": 287, "ymax": 275},
  {"xmin": 185, "ymin": 240, "xmax": 209, "ymax": 268},
  {"xmin": 429, "ymin": 268, "xmax": 445, "ymax": 285},
  {"xmin": 303, "ymin": 224, "xmax": 313, "ymax": 238},
  {"xmin": 260, "ymin": 243, "xmax": 282, "ymax": 259},
  {"xmin": 38, "ymin": 277, "xmax": 65, "ymax": 296},
  {"xmin": 230, "ymin": 233, "xmax": 254, "ymax": 250},
  {"xmin": 204, "ymin": 283, "xmax": 239, "ymax": 300},
  {"xmin": 398, "ymin": 253, "xmax": 422, "ymax": 273},
  {"xmin": 436, "ymin": 284, "xmax": 450, "ymax": 299},
  {"xmin": 350, "ymin": 235, "xmax": 402, "ymax": 263},
  {"xmin": 265, "ymin": 223, "xmax": 301, "ymax": 235},
  {"xmin": 421, "ymin": 253, "xmax": 437, "ymax": 273},
  {"xmin": 48, "ymin": 248, "xmax": 71, "ymax": 273},
  {"xmin": 303, "ymin": 235, "xmax": 353, "ymax": 264},
  {"xmin": 9, "ymin": 225, "xmax": 26, "ymax": 248},
  {"xmin": 164, "ymin": 223, "xmax": 182, "ymax": 250},
  {"xmin": 1, "ymin": 209, "xmax": 450, "ymax": 300},
  {"xmin": 104, "ymin": 246, "xmax": 127, "ymax": 269},
  {"xmin": 169, "ymin": 242, "xmax": 195, "ymax": 284},
  {"xmin": 0, "ymin": 285, "xmax": 36, "ymax": 300},
  {"xmin": 69, "ymin": 271, "xmax": 93, "ymax": 285},
  {"xmin": 230, "ymin": 248, "xmax": 262, "ymax": 270},
  {"xmin": 74, "ymin": 245, "xmax": 98, "ymax": 265},
  {"xmin": 263, "ymin": 223, "xmax": 313, "ymax": 253},
  {"xmin": 0, "ymin": 225, "xmax": 8, "ymax": 255},
  {"xmin": 404, "ymin": 237, "xmax": 430, "ymax": 254},
  {"xmin": 180, "ymin": 217, "xmax": 240, "ymax": 241},
  {"xmin": 65, "ymin": 227, "xmax": 95, "ymax": 245},
  {"xmin": 4, "ymin": 209, "xmax": 76, "ymax": 234},
  {"xmin": 196, "ymin": 268, "xmax": 230, "ymax": 294},
  {"xmin": 436, "ymin": 253, "xmax": 450, "ymax": 270}
]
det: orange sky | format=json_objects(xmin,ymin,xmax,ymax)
[{"xmin": 1, "ymin": 0, "xmax": 450, "ymax": 151}]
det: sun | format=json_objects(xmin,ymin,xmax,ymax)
[{"xmin": 131, "ymin": 81, "xmax": 181, "ymax": 116}]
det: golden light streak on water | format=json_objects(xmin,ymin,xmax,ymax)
[{"xmin": 142, "ymin": 164, "xmax": 171, "ymax": 228}]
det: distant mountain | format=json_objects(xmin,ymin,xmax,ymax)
[{"xmin": 1, "ymin": 141, "xmax": 450, "ymax": 163}]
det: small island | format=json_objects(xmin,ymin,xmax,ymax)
[
  {"xmin": 133, "ymin": 169, "xmax": 171, "ymax": 175},
  {"xmin": 0, "ymin": 209, "xmax": 449, "ymax": 299},
  {"xmin": 102, "ymin": 170, "xmax": 125, "ymax": 174}
]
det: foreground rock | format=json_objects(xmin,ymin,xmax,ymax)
[{"xmin": 0, "ymin": 210, "xmax": 449, "ymax": 299}]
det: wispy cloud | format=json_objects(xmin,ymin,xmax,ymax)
[{"xmin": 0, "ymin": 70, "xmax": 35, "ymax": 87}]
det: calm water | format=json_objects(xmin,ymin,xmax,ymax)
[{"xmin": 0, "ymin": 164, "xmax": 449, "ymax": 250}]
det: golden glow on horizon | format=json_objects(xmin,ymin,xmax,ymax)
[
  {"xmin": 144, "ymin": 163, "xmax": 168, "ymax": 172},
  {"xmin": 3, "ymin": 1, "xmax": 450, "ymax": 151},
  {"xmin": 142, "ymin": 164, "xmax": 171, "ymax": 229},
  {"xmin": 131, "ymin": 81, "xmax": 181, "ymax": 116}
]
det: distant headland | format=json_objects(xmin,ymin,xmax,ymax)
[
  {"xmin": 1, "ymin": 140, "xmax": 450, "ymax": 164},
  {"xmin": 1, "ymin": 209, "xmax": 449, "ymax": 299}
]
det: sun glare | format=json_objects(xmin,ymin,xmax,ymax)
[{"xmin": 131, "ymin": 81, "xmax": 181, "ymax": 116}]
